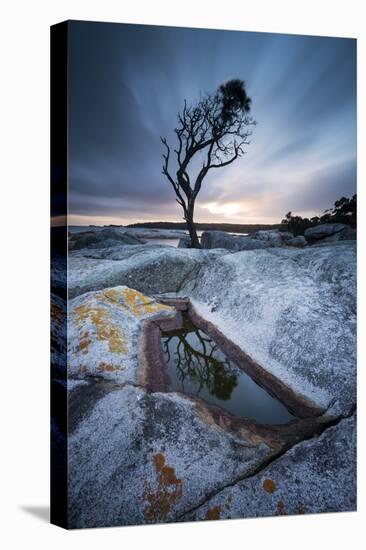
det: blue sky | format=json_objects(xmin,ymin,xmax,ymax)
[{"xmin": 68, "ymin": 21, "xmax": 356, "ymax": 225}]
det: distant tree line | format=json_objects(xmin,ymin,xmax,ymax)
[{"xmin": 281, "ymin": 194, "xmax": 356, "ymax": 236}]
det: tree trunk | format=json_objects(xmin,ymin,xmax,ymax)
[{"xmin": 185, "ymin": 205, "xmax": 201, "ymax": 248}]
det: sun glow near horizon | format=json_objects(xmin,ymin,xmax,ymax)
[{"xmin": 202, "ymin": 202, "xmax": 241, "ymax": 217}]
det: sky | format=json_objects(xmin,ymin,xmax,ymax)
[{"xmin": 67, "ymin": 21, "xmax": 356, "ymax": 226}]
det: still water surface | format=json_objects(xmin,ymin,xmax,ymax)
[{"xmin": 162, "ymin": 314, "xmax": 296, "ymax": 425}]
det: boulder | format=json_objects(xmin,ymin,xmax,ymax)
[
  {"xmin": 252, "ymin": 230, "xmax": 294, "ymax": 246},
  {"xmin": 287, "ymin": 235, "xmax": 307, "ymax": 247},
  {"xmin": 187, "ymin": 414, "xmax": 356, "ymax": 521},
  {"xmin": 70, "ymin": 243, "xmax": 167, "ymax": 260},
  {"xmin": 316, "ymin": 225, "xmax": 356, "ymax": 243},
  {"xmin": 278, "ymin": 231, "xmax": 296, "ymax": 242},
  {"xmin": 68, "ymin": 286, "xmax": 175, "ymax": 382},
  {"xmin": 201, "ymin": 231, "xmax": 270, "ymax": 251},
  {"xmin": 68, "ymin": 245, "xmax": 227, "ymax": 299},
  {"xmin": 181, "ymin": 242, "xmax": 356, "ymax": 416},
  {"xmin": 68, "ymin": 227, "xmax": 143, "ymax": 250},
  {"xmin": 304, "ymin": 223, "xmax": 354, "ymax": 242}
]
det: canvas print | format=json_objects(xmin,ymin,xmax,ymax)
[{"xmin": 51, "ymin": 20, "xmax": 357, "ymax": 529}]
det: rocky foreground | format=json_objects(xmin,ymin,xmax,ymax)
[{"xmin": 52, "ymin": 226, "xmax": 356, "ymax": 528}]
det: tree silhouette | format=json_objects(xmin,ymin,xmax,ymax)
[
  {"xmin": 161, "ymin": 79, "xmax": 255, "ymax": 248},
  {"xmin": 281, "ymin": 194, "xmax": 357, "ymax": 235},
  {"xmin": 322, "ymin": 194, "xmax": 356, "ymax": 226},
  {"xmin": 281, "ymin": 211, "xmax": 312, "ymax": 236}
]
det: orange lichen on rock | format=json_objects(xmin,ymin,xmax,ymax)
[
  {"xmin": 72, "ymin": 288, "xmax": 170, "ymax": 360},
  {"xmin": 153, "ymin": 453, "xmax": 165, "ymax": 470},
  {"xmin": 205, "ymin": 506, "xmax": 221, "ymax": 520},
  {"xmin": 100, "ymin": 287, "xmax": 169, "ymax": 317},
  {"xmin": 143, "ymin": 452, "xmax": 183, "ymax": 522},
  {"xmin": 121, "ymin": 288, "xmax": 172, "ymax": 317},
  {"xmin": 263, "ymin": 478, "xmax": 276, "ymax": 494},
  {"xmin": 73, "ymin": 304, "xmax": 127, "ymax": 354},
  {"xmin": 76, "ymin": 331, "xmax": 90, "ymax": 354},
  {"xmin": 101, "ymin": 288, "xmax": 122, "ymax": 303},
  {"xmin": 97, "ymin": 362, "xmax": 119, "ymax": 372}
]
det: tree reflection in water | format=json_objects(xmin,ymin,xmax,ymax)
[
  {"xmin": 162, "ymin": 316, "xmax": 238, "ymax": 400},
  {"xmin": 162, "ymin": 314, "xmax": 297, "ymax": 424}
]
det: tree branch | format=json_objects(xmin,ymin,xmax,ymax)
[
  {"xmin": 160, "ymin": 80, "xmax": 256, "ymax": 248},
  {"xmin": 160, "ymin": 136, "xmax": 187, "ymax": 211}
]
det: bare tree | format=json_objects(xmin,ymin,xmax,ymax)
[{"xmin": 161, "ymin": 79, "xmax": 255, "ymax": 248}]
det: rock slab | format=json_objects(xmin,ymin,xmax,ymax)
[
  {"xmin": 186, "ymin": 414, "xmax": 356, "ymax": 521},
  {"xmin": 304, "ymin": 223, "xmax": 355, "ymax": 242},
  {"xmin": 68, "ymin": 245, "xmax": 227, "ymax": 298},
  {"xmin": 68, "ymin": 383, "xmax": 273, "ymax": 528},
  {"xmin": 182, "ymin": 243, "xmax": 356, "ymax": 416},
  {"xmin": 69, "ymin": 227, "xmax": 143, "ymax": 250}
]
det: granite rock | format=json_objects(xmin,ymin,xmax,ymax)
[
  {"xmin": 67, "ymin": 383, "xmax": 273, "ymax": 528},
  {"xmin": 182, "ymin": 243, "xmax": 356, "ymax": 416},
  {"xmin": 68, "ymin": 286, "xmax": 175, "ymax": 382},
  {"xmin": 201, "ymin": 231, "xmax": 271, "ymax": 251},
  {"xmin": 304, "ymin": 223, "xmax": 354, "ymax": 242},
  {"xmin": 186, "ymin": 414, "xmax": 356, "ymax": 521}
]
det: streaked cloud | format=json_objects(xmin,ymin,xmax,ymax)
[{"xmin": 68, "ymin": 22, "xmax": 356, "ymax": 225}]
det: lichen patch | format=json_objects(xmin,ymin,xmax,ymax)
[
  {"xmin": 143, "ymin": 452, "xmax": 183, "ymax": 522},
  {"xmin": 97, "ymin": 362, "xmax": 121, "ymax": 372},
  {"xmin": 122, "ymin": 288, "xmax": 172, "ymax": 317},
  {"xmin": 98, "ymin": 287, "xmax": 172, "ymax": 318},
  {"xmin": 73, "ymin": 304, "xmax": 127, "ymax": 354},
  {"xmin": 263, "ymin": 478, "xmax": 276, "ymax": 493},
  {"xmin": 205, "ymin": 506, "xmax": 221, "ymax": 520}
]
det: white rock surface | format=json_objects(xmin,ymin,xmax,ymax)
[
  {"xmin": 182, "ymin": 243, "xmax": 356, "ymax": 416},
  {"xmin": 68, "ymin": 245, "xmax": 228, "ymax": 298},
  {"xmin": 67, "ymin": 239, "xmax": 356, "ymax": 416},
  {"xmin": 187, "ymin": 414, "xmax": 356, "ymax": 521},
  {"xmin": 68, "ymin": 383, "xmax": 273, "ymax": 528},
  {"xmin": 63, "ymin": 239, "xmax": 356, "ymax": 528}
]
